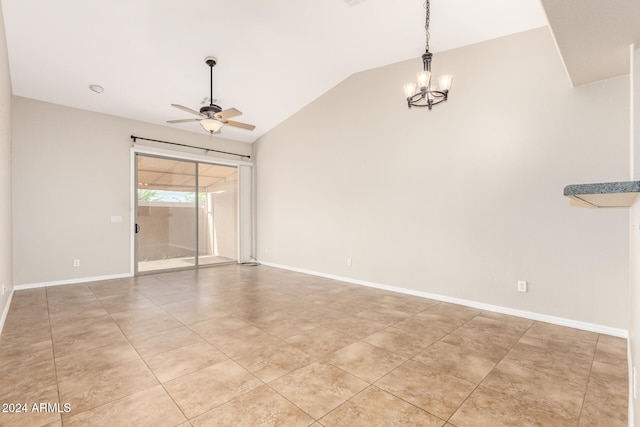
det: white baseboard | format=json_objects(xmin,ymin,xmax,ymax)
[
  {"xmin": 0, "ymin": 288, "xmax": 15, "ymax": 335},
  {"xmin": 14, "ymin": 272, "xmax": 133, "ymax": 291},
  {"xmin": 259, "ymin": 261, "xmax": 628, "ymax": 338}
]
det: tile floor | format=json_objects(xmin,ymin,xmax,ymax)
[{"xmin": 0, "ymin": 265, "xmax": 628, "ymax": 426}]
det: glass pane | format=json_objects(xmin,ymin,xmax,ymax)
[
  {"xmin": 198, "ymin": 164, "xmax": 238, "ymax": 266},
  {"xmin": 137, "ymin": 155, "xmax": 197, "ymax": 272}
]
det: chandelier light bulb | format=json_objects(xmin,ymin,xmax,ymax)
[
  {"xmin": 404, "ymin": 82, "xmax": 417, "ymax": 98},
  {"xmin": 416, "ymin": 71, "xmax": 431, "ymax": 89},
  {"xmin": 438, "ymin": 74, "xmax": 453, "ymax": 92}
]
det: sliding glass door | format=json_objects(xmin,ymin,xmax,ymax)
[
  {"xmin": 198, "ymin": 163, "xmax": 238, "ymax": 267},
  {"xmin": 135, "ymin": 154, "xmax": 238, "ymax": 273}
]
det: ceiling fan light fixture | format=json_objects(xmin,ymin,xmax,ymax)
[{"xmin": 200, "ymin": 118, "xmax": 223, "ymax": 133}]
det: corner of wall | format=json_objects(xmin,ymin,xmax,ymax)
[{"xmin": 0, "ymin": 0, "xmax": 14, "ymax": 336}]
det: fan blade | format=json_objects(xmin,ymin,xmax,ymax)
[
  {"xmin": 226, "ymin": 120, "xmax": 256, "ymax": 131},
  {"xmin": 167, "ymin": 118, "xmax": 201, "ymax": 124},
  {"xmin": 171, "ymin": 104, "xmax": 204, "ymax": 117},
  {"xmin": 214, "ymin": 108, "xmax": 242, "ymax": 120}
]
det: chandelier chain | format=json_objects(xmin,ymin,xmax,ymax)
[{"xmin": 424, "ymin": 0, "xmax": 430, "ymax": 53}]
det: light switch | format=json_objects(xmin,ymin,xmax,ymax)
[{"xmin": 110, "ymin": 215, "xmax": 123, "ymax": 223}]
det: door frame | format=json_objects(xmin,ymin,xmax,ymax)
[{"xmin": 130, "ymin": 144, "xmax": 254, "ymax": 275}]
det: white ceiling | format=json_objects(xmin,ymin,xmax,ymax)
[
  {"xmin": 541, "ymin": 0, "xmax": 640, "ymax": 87},
  {"xmin": 2, "ymin": 0, "xmax": 549, "ymax": 143}
]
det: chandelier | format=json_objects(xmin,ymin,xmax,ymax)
[{"xmin": 404, "ymin": 0, "xmax": 452, "ymax": 109}]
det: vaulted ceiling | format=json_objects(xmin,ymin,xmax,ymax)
[{"xmin": 1, "ymin": 1, "xmax": 638, "ymax": 144}]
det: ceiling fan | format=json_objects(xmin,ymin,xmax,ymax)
[{"xmin": 167, "ymin": 57, "xmax": 255, "ymax": 134}]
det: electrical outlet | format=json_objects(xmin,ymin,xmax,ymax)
[
  {"xmin": 73, "ymin": 259, "xmax": 80, "ymax": 267},
  {"xmin": 1, "ymin": 284, "xmax": 4, "ymax": 296},
  {"xmin": 347, "ymin": 257, "xmax": 352, "ymax": 266},
  {"xmin": 517, "ymin": 280, "xmax": 528, "ymax": 293}
]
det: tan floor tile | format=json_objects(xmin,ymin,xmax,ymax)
[
  {"xmin": 520, "ymin": 322, "xmax": 599, "ymax": 362},
  {"xmin": 252, "ymin": 313, "xmax": 318, "ymax": 340},
  {"xmin": 391, "ymin": 315, "xmax": 456, "ymax": 339},
  {"xmin": 3, "ymin": 309, "xmax": 50, "ymax": 329},
  {"xmin": 377, "ymin": 296, "xmax": 438, "ymax": 315},
  {"xmin": 412, "ymin": 310, "xmax": 469, "ymax": 330},
  {"xmin": 525, "ymin": 321, "xmax": 599, "ymax": 344},
  {"xmin": 234, "ymin": 342, "xmax": 314, "ymax": 382},
  {"xmin": 50, "ymin": 313, "xmax": 118, "ymax": 340},
  {"xmin": 270, "ymin": 361, "xmax": 368, "ymax": 419},
  {"xmin": 52, "ymin": 321, "xmax": 127, "ymax": 357},
  {"xmin": 0, "ymin": 384, "xmax": 62, "ymax": 427},
  {"xmin": 163, "ymin": 358, "xmax": 262, "ymax": 419},
  {"xmin": 441, "ymin": 327, "xmax": 515, "ymax": 362},
  {"xmin": 47, "ymin": 296, "xmax": 100, "ymax": 315},
  {"xmin": 323, "ymin": 341, "xmax": 406, "ymax": 383},
  {"xmin": 578, "ymin": 385, "xmax": 628, "ymax": 427},
  {"xmin": 111, "ymin": 307, "xmax": 183, "ymax": 339},
  {"xmin": 594, "ymin": 337, "xmax": 627, "ymax": 367},
  {"xmin": 450, "ymin": 386, "xmax": 576, "ymax": 427},
  {"xmin": 203, "ymin": 325, "xmax": 283, "ymax": 358},
  {"xmin": 463, "ymin": 313, "xmax": 532, "ymax": 338},
  {"xmin": 412, "ymin": 340, "xmax": 497, "ymax": 384},
  {"xmin": 0, "ymin": 324, "xmax": 52, "ymax": 348},
  {"xmin": 189, "ymin": 316, "xmax": 251, "ymax": 341},
  {"xmin": 426, "ymin": 302, "xmax": 481, "ymax": 322},
  {"xmin": 143, "ymin": 340, "xmax": 228, "ymax": 382},
  {"xmin": 502, "ymin": 341, "xmax": 592, "ymax": 384},
  {"xmin": 46, "ymin": 283, "xmax": 94, "ymax": 299},
  {"xmin": 54, "ymin": 341, "xmax": 141, "ymax": 382},
  {"xmin": 0, "ymin": 339, "xmax": 53, "ymax": 370},
  {"xmin": 97, "ymin": 293, "xmax": 156, "ymax": 314},
  {"xmin": 354, "ymin": 307, "xmax": 412, "ymax": 325},
  {"xmin": 47, "ymin": 300, "xmax": 106, "ymax": 319},
  {"xmin": 63, "ymin": 385, "xmax": 187, "ymax": 427},
  {"xmin": 128, "ymin": 325, "xmax": 203, "ymax": 357},
  {"xmin": 0, "ymin": 359, "xmax": 57, "ymax": 401},
  {"xmin": 328, "ymin": 298, "xmax": 382, "ymax": 314},
  {"xmin": 58, "ymin": 359, "xmax": 159, "ymax": 417},
  {"xmin": 322, "ymin": 316, "xmax": 388, "ymax": 340},
  {"xmin": 142, "ymin": 290, "xmax": 197, "ymax": 306},
  {"xmin": 285, "ymin": 325, "xmax": 357, "ymax": 358},
  {"xmin": 363, "ymin": 326, "xmax": 437, "ymax": 358},
  {"xmin": 376, "ymin": 359, "xmax": 475, "ymax": 419},
  {"xmin": 320, "ymin": 386, "xmax": 444, "ymax": 427},
  {"xmin": 88, "ymin": 280, "xmax": 136, "ymax": 299},
  {"xmin": 587, "ymin": 361, "xmax": 629, "ymax": 396},
  {"xmin": 160, "ymin": 299, "xmax": 228, "ymax": 325},
  {"xmin": 191, "ymin": 385, "xmax": 313, "ymax": 427},
  {"xmin": 480, "ymin": 360, "xmax": 585, "ymax": 420}
]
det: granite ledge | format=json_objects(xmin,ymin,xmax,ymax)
[{"xmin": 564, "ymin": 180, "xmax": 640, "ymax": 208}]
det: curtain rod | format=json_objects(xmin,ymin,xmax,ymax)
[{"xmin": 130, "ymin": 135, "xmax": 251, "ymax": 159}]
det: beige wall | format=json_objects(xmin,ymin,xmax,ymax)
[
  {"xmin": 254, "ymin": 27, "xmax": 630, "ymax": 330},
  {"xmin": 11, "ymin": 96, "xmax": 251, "ymax": 285},
  {"xmin": 0, "ymin": 0, "xmax": 12, "ymax": 328}
]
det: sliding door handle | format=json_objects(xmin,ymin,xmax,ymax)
[{"xmin": 135, "ymin": 223, "xmax": 141, "ymax": 234}]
